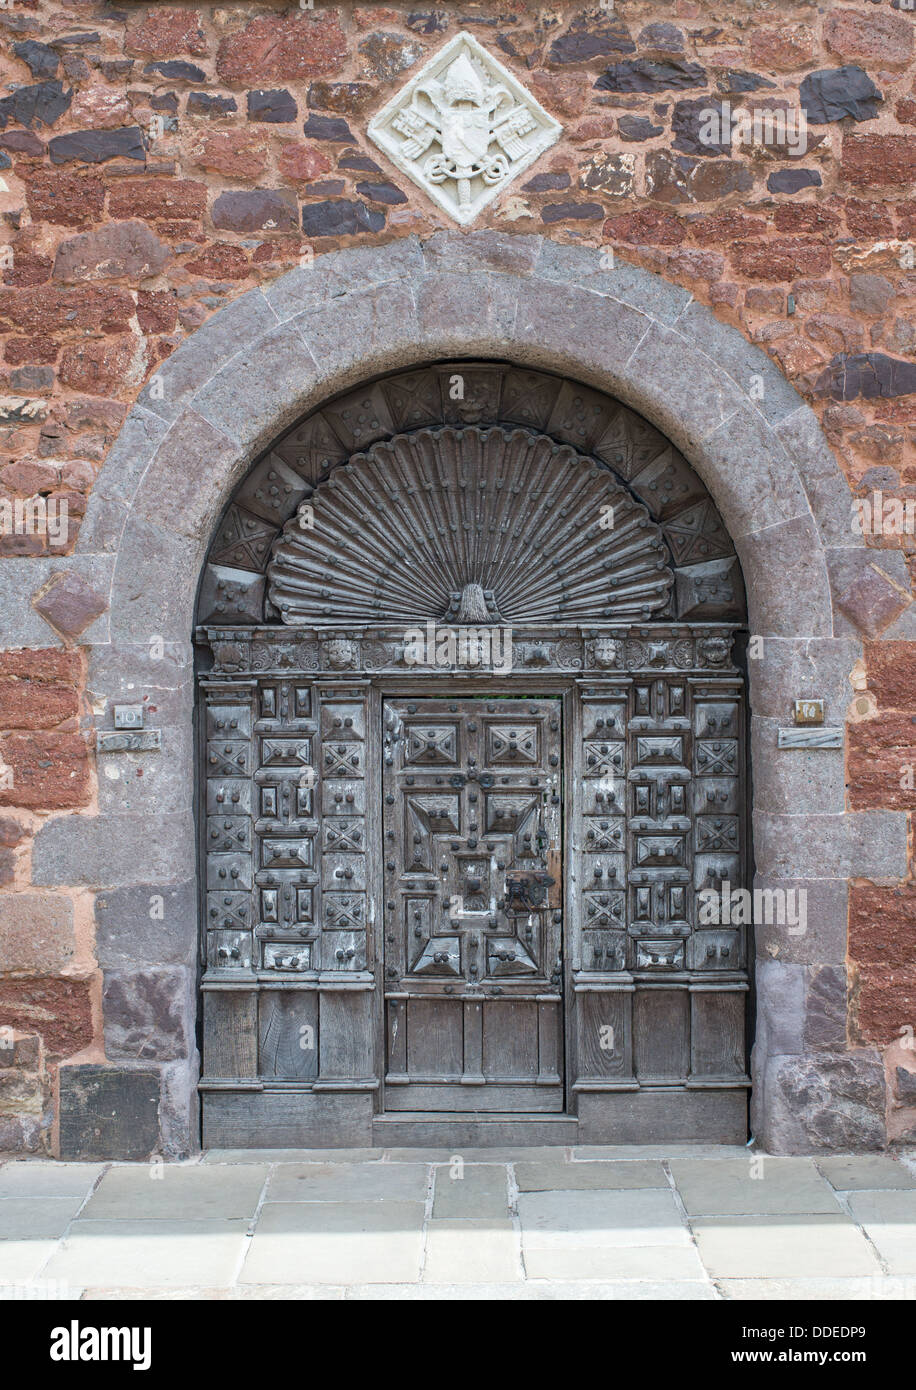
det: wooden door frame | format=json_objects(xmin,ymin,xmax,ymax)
[{"xmin": 371, "ymin": 676, "xmax": 576, "ymax": 1116}]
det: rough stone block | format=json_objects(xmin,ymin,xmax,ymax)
[
  {"xmin": 847, "ymin": 711, "xmax": 916, "ymax": 810},
  {"xmin": 85, "ymin": 404, "xmax": 169, "ymax": 508},
  {"xmin": 828, "ymin": 548, "xmax": 913, "ymax": 639},
  {"xmin": 746, "ymin": 637, "xmax": 859, "ymax": 724},
  {"xmin": 755, "ymin": 959, "xmax": 807, "ymax": 1056},
  {"xmin": 32, "ymin": 812, "xmax": 195, "ymax": 888},
  {"xmin": 211, "ymin": 188, "xmax": 298, "ymax": 234},
  {"xmin": 624, "ymin": 320, "xmax": 741, "ymax": 450},
  {"xmin": 864, "ymin": 641, "xmax": 916, "ymax": 707},
  {"xmin": 102, "ymin": 966, "xmax": 190, "ymax": 1061},
  {"xmin": 738, "ymin": 515, "xmax": 833, "ymax": 638},
  {"xmin": 96, "ymin": 722, "xmax": 193, "ymax": 818},
  {"xmin": 0, "ymin": 730, "xmax": 91, "ymax": 811},
  {"xmin": 513, "ymin": 275, "xmax": 649, "ymax": 380},
  {"xmin": 676, "ymin": 300, "xmax": 803, "ymax": 425},
  {"xmin": 0, "ymin": 892, "xmax": 75, "ymax": 972},
  {"xmin": 0, "ymin": 976, "xmax": 92, "ymax": 1058},
  {"xmin": 854, "ymin": 963, "xmax": 916, "ymax": 1046},
  {"xmin": 423, "ymin": 228, "xmax": 541, "ymax": 277},
  {"xmin": 750, "ymin": 716, "xmax": 846, "ymax": 814},
  {"xmin": 849, "ymin": 881, "xmax": 916, "ymax": 966},
  {"xmin": 753, "ymin": 877, "xmax": 848, "ymax": 966},
  {"xmin": 699, "ymin": 404, "xmax": 810, "ymax": 541},
  {"xmin": 31, "ymin": 569, "xmax": 108, "ymax": 642},
  {"xmin": 106, "ymin": 517, "xmax": 201, "ymax": 643},
  {"xmin": 535, "ymin": 238, "xmax": 692, "ymax": 325},
  {"xmin": 0, "ymin": 647, "xmax": 81, "ymax": 730},
  {"xmin": 59, "ymin": 1063, "xmax": 160, "ymax": 1159},
  {"xmin": 294, "ymin": 280, "xmax": 420, "ymax": 381},
  {"xmin": 753, "ymin": 811, "xmax": 908, "ymax": 881},
  {"xmin": 262, "ymin": 236, "xmax": 424, "ymax": 322},
  {"xmin": 95, "ymin": 880, "xmax": 196, "ymax": 968},
  {"xmin": 131, "ymin": 410, "xmax": 240, "ymax": 543},
  {"xmin": 52, "ymin": 220, "xmax": 169, "ymax": 283},
  {"xmin": 805, "ymin": 966, "xmax": 849, "ymax": 1052},
  {"xmin": 766, "ymin": 1051, "xmax": 887, "ymax": 1153}
]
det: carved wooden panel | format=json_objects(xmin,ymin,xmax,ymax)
[
  {"xmin": 573, "ymin": 665, "xmax": 748, "ymax": 1094},
  {"xmin": 382, "ymin": 696, "xmax": 563, "ymax": 1111},
  {"xmin": 202, "ymin": 680, "xmax": 257, "ymax": 979},
  {"xmin": 201, "ymin": 671, "xmax": 379, "ymax": 1089},
  {"xmin": 269, "ymin": 427, "xmax": 674, "ymax": 627}
]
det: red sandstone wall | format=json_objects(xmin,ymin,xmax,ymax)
[{"xmin": 0, "ymin": 0, "xmax": 915, "ymax": 1150}]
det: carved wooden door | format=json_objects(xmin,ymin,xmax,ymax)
[{"xmin": 382, "ymin": 697, "xmax": 563, "ymax": 1111}]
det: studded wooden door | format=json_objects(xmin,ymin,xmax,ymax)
[{"xmin": 382, "ymin": 697, "xmax": 564, "ymax": 1111}]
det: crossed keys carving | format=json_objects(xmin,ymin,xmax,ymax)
[{"xmin": 391, "ymin": 50, "xmax": 536, "ymax": 212}]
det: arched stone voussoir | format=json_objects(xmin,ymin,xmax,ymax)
[
  {"xmin": 108, "ymin": 510, "xmax": 206, "ymax": 645},
  {"xmin": 533, "ymin": 237, "xmax": 695, "ymax": 329},
  {"xmin": 190, "ymin": 319, "xmax": 323, "ymax": 460},
  {"xmin": 698, "ymin": 403, "xmax": 813, "ymax": 545},
  {"xmin": 136, "ymin": 287, "xmax": 279, "ymax": 427},
  {"xmin": 129, "ymin": 409, "xmax": 242, "ymax": 547},
  {"xmin": 776, "ymin": 404, "xmax": 861, "ymax": 552},
  {"xmin": 92, "ymin": 232, "xmax": 843, "ymax": 647},
  {"xmin": 736, "ymin": 514, "xmax": 834, "ymax": 639}
]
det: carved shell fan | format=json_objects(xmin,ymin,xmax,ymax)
[{"xmin": 267, "ymin": 427, "xmax": 674, "ymax": 625}]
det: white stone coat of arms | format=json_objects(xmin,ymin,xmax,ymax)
[{"xmin": 367, "ymin": 32, "xmax": 563, "ymax": 226}]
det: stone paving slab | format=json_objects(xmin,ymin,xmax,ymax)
[
  {"xmin": 432, "ymin": 1164, "xmax": 509, "ymax": 1218},
  {"xmin": 342, "ymin": 1280, "xmax": 718, "ymax": 1300},
  {"xmin": 1, "ymin": 1152, "xmax": 914, "ymax": 1298},
  {"xmin": 515, "ymin": 1159, "xmax": 667, "ymax": 1191},
  {"xmin": 845, "ymin": 1188, "xmax": 916, "ymax": 1220},
  {"xmin": 0, "ymin": 1197, "xmax": 87, "ymax": 1239},
  {"xmin": 386, "ymin": 1147, "xmax": 570, "ymax": 1163},
  {"xmin": 83, "ymin": 1285, "xmax": 341, "ymax": 1300},
  {"xmin": 423, "ymin": 1219, "xmax": 519, "ymax": 1283},
  {"xmin": 691, "ymin": 1215, "xmax": 881, "ymax": 1279},
  {"xmin": 240, "ymin": 1200, "xmax": 426, "ymax": 1285},
  {"xmin": 79, "ymin": 1280, "xmax": 717, "ymax": 1300},
  {"xmin": 82, "ymin": 1165, "xmax": 269, "ymax": 1220},
  {"xmin": 518, "ymin": 1189, "xmax": 690, "ymax": 1249},
  {"xmin": 42, "ymin": 1220, "xmax": 250, "ymax": 1288},
  {"xmin": 202, "ymin": 1148, "xmax": 384, "ymax": 1164},
  {"xmin": 0, "ymin": 1163, "xmax": 104, "ymax": 1200},
  {"xmin": 719, "ymin": 1277, "xmax": 916, "ymax": 1300},
  {"xmin": 670, "ymin": 1158, "xmax": 843, "ymax": 1216},
  {"xmin": 818, "ymin": 1156, "xmax": 916, "ymax": 1191},
  {"xmin": 844, "ymin": 1190, "xmax": 916, "ymax": 1274},
  {"xmin": 0, "ymin": 1239, "xmax": 62, "ymax": 1283},
  {"xmin": 522, "ymin": 1244, "xmax": 708, "ymax": 1282},
  {"xmin": 572, "ymin": 1145, "xmax": 750, "ymax": 1161},
  {"xmin": 266, "ymin": 1163, "xmax": 429, "ymax": 1204}
]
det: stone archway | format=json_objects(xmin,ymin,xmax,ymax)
[
  {"xmin": 55, "ymin": 230, "xmax": 899, "ymax": 1156},
  {"xmin": 194, "ymin": 363, "xmax": 751, "ymax": 1147}
]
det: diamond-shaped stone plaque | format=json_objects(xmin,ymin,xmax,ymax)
[{"xmin": 367, "ymin": 31, "xmax": 563, "ymax": 226}]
